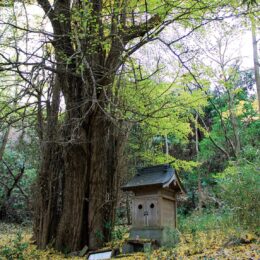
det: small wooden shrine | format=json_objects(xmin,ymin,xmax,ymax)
[{"xmin": 122, "ymin": 164, "xmax": 184, "ymax": 245}]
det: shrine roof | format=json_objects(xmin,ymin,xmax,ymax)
[{"xmin": 122, "ymin": 164, "xmax": 184, "ymax": 192}]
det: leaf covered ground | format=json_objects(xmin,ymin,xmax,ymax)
[{"xmin": 0, "ymin": 223, "xmax": 259, "ymax": 259}]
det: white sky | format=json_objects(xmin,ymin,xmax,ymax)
[{"xmin": 239, "ymin": 31, "xmax": 254, "ymax": 69}]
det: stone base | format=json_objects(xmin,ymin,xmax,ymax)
[
  {"xmin": 129, "ymin": 226, "xmax": 179, "ymax": 246},
  {"xmin": 129, "ymin": 227, "xmax": 164, "ymax": 245},
  {"xmin": 122, "ymin": 239, "xmax": 158, "ymax": 254}
]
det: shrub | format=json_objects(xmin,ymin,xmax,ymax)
[
  {"xmin": 178, "ymin": 210, "xmax": 231, "ymax": 233},
  {"xmin": 111, "ymin": 225, "xmax": 128, "ymax": 241},
  {"xmin": 163, "ymin": 227, "xmax": 180, "ymax": 248},
  {"xmin": 216, "ymin": 161, "xmax": 260, "ymax": 231}
]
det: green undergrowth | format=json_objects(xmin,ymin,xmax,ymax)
[{"xmin": 178, "ymin": 210, "xmax": 232, "ymax": 234}]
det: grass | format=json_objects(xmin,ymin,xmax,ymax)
[{"xmin": 178, "ymin": 210, "xmax": 233, "ymax": 233}]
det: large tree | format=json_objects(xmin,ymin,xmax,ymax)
[{"xmin": 33, "ymin": 0, "xmax": 165, "ymax": 251}]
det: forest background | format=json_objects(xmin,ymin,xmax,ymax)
[{"xmin": 0, "ymin": 0, "xmax": 259, "ymax": 258}]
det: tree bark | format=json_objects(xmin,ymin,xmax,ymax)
[
  {"xmin": 35, "ymin": 108, "xmax": 127, "ymax": 250},
  {"xmin": 34, "ymin": 72, "xmax": 129, "ymax": 250},
  {"xmin": 195, "ymin": 113, "xmax": 202, "ymax": 212},
  {"xmin": 33, "ymin": 73, "xmax": 64, "ymax": 248},
  {"xmin": 251, "ymin": 15, "xmax": 260, "ymax": 113},
  {"xmin": 0, "ymin": 126, "xmax": 11, "ymax": 219},
  {"xmin": 0, "ymin": 125, "xmax": 10, "ymax": 161},
  {"xmin": 226, "ymin": 89, "xmax": 240, "ymax": 157}
]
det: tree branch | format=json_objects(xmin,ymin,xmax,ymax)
[{"xmin": 122, "ymin": 14, "xmax": 161, "ymax": 43}]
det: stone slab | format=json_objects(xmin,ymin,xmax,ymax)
[
  {"xmin": 129, "ymin": 227, "xmax": 179, "ymax": 246},
  {"xmin": 130, "ymin": 228, "xmax": 163, "ymax": 244}
]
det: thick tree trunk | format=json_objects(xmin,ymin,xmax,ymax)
[
  {"xmin": 35, "ymin": 120, "xmax": 126, "ymax": 251},
  {"xmin": 34, "ymin": 76, "xmax": 128, "ymax": 251},
  {"xmin": 55, "ymin": 112, "xmax": 126, "ymax": 250}
]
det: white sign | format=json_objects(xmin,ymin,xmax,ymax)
[{"xmin": 88, "ymin": 251, "xmax": 113, "ymax": 260}]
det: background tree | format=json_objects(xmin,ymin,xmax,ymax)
[
  {"xmin": 155, "ymin": 18, "xmax": 259, "ymax": 213},
  {"xmin": 250, "ymin": 14, "xmax": 260, "ymax": 112}
]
